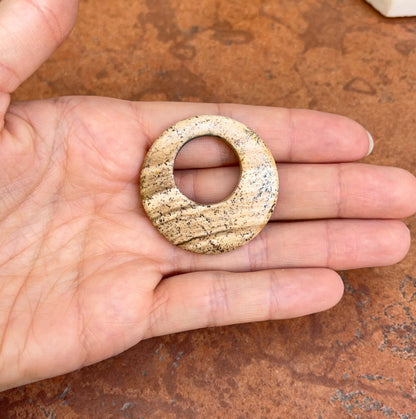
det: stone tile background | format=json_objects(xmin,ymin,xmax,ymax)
[{"xmin": 2, "ymin": 0, "xmax": 416, "ymax": 417}]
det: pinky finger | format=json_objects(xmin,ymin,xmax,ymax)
[{"xmin": 144, "ymin": 268, "xmax": 344, "ymax": 339}]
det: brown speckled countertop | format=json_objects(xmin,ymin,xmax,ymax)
[{"xmin": 2, "ymin": 0, "xmax": 416, "ymax": 416}]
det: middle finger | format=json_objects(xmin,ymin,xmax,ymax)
[{"xmin": 174, "ymin": 163, "xmax": 416, "ymax": 220}]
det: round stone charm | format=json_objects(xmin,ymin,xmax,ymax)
[{"xmin": 140, "ymin": 115, "xmax": 278, "ymax": 254}]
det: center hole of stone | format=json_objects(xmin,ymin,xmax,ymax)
[{"xmin": 173, "ymin": 136, "xmax": 241, "ymax": 205}]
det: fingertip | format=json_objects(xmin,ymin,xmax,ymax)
[
  {"xmin": 312, "ymin": 269, "xmax": 345, "ymax": 312},
  {"xmin": 287, "ymin": 110, "xmax": 374, "ymax": 162},
  {"xmin": 377, "ymin": 220, "xmax": 411, "ymax": 266},
  {"xmin": 0, "ymin": 0, "xmax": 79, "ymax": 93},
  {"xmin": 55, "ymin": 0, "xmax": 79, "ymax": 40},
  {"xmin": 400, "ymin": 169, "xmax": 416, "ymax": 217},
  {"xmin": 332, "ymin": 116, "xmax": 372, "ymax": 161},
  {"xmin": 339, "ymin": 165, "xmax": 416, "ymax": 220},
  {"xmin": 327, "ymin": 270, "xmax": 345, "ymax": 308},
  {"xmin": 391, "ymin": 221, "xmax": 412, "ymax": 263},
  {"xmin": 385, "ymin": 167, "xmax": 416, "ymax": 219},
  {"xmin": 25, "ymin": 0, "xmax": 78, "ymax": 39},
  {"xmin": 277, "ymin": 268, "xmax": 345, "ymax": 318}
]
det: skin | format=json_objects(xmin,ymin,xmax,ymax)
[{"xmin": 0, "ymin": 0, "xmax": 415, "ymax": 391}]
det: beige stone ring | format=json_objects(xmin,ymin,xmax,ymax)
[{"xmin": 140, "ymin": 115, "xmax": 279, "ymax": 254}]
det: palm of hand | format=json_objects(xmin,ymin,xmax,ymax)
[{"xmin": 1, "ymin": 97, "xmax": 176, "ymax": 384}]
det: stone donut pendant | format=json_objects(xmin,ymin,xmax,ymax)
[{"xmin": 140, "ymin": 115, "xmax": 278, "ymax": 254}]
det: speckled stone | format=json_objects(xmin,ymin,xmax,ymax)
[{"xmin": 140, "ymin": 115, "xmax": 279, "ymax": 254}]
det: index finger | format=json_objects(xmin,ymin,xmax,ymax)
[{"xmin": 135, "ymin": 102, "xmax": 373, "ymax": 165}]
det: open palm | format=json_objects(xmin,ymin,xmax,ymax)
[{"xmin": 1, "ymin": 0, "xmax": 415, "ymax": 390}]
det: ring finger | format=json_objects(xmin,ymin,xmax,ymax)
[
  {"xmin": 169, "ymin": 219, "xmax": 411, "ymax": 274},
  {"xmin": 174, "ymin": 163, "xmax": 416, "ymax": 220}
]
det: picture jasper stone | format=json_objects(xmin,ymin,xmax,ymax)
[{"xmin": 140, "ymin": 115, "xmax": 278, "ymax": 254}]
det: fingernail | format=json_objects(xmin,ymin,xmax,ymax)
[{"xmin": 365, "ymin": 130, "xmax": 374, "ymax": 156}]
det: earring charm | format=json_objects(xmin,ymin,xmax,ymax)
[{"xmin": 140, "ymin": 115, "xmax": 278, "ymax": 254}]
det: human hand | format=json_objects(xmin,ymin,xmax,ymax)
[{"xmin": 1, "ymin": 0, "xmax": 415, "ymax": 391}]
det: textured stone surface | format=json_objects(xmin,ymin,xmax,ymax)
[
  {"xmin": 3, "ymin": 0, "xmax": 416, "ymax": 417},
  {"xmin": 140, "ymin": 115, "xmax": 278, "ymax": 254}
]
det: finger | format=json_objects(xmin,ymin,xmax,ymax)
[
  {"xmin": 145, "ymin": 268, "xmax": 343, "ymax": 338},
  {"xmin": 171, "ymin": 220, "xmax": 410, "ymax": 273},
  {"xmin": 0, "ymin": 0, "xmax": 78, "ymax": 94},
  {"xmin": 174, "ymin": 163, "xmax": 416, "ymax": 219},
  {"xmin": 174, "ymin": 135, "xmax": 239, "ymax": 168},
  {"xmin": 136, "ymin": 102, "xmax": 372, "ymax": 163}
]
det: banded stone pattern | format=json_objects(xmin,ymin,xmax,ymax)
[{"xmin": 140, "ymin": 115, "xmax": 278, "ymax": 254}]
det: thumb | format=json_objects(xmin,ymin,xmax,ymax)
[
  {"xmin": 0, "ymin": 0, "xmax": 78, "ymax": 124},
  {"xmin": 0, "ymin": 0, "xmax": 78, "ymax": 93}
]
